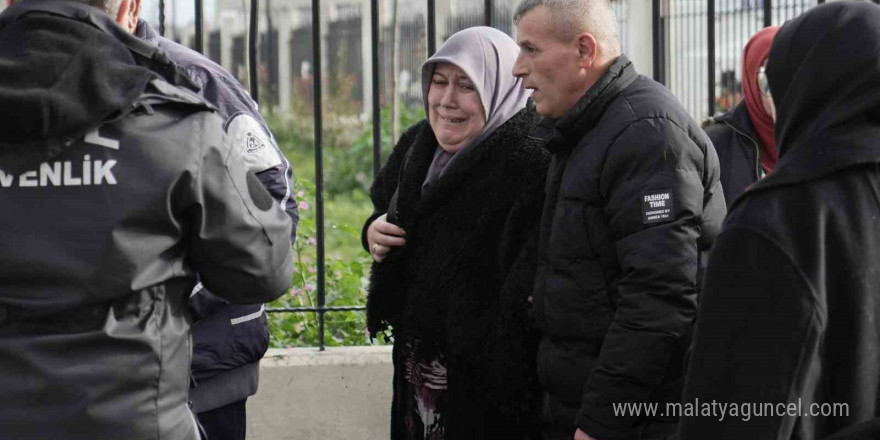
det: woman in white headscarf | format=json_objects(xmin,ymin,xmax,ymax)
[{"xmin": 362, "ymin": 27, "xmax": 549, "ymax": 440}]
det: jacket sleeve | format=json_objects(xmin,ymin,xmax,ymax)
[
  {"xmin": 576, "ymin": 118, "xmax": 706, "ymax": 437},
  {"xmin": 680, "ymin": 226, "xmax": 821, "ymax": 440},
  {"xmin": 199, "ymin": 72, "xmax": 300, "ymax": 241},
  {"xmin": 187, "ymin": 112, "xmax": 294, "ymax": 304},
  {"xmin": 360, "ymin": 121, "xmax": 426, "ymax": 251},
  {"xmin": 221, "ymin": 106, "xmax": 299, "ymax": 242}
]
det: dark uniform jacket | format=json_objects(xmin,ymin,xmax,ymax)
[
  {"xmin": 703, "ymin": 100, "xmax": 763, "ymax": 206},
  {"xmin": 531, "ymin": 55, "xmax": 726, "ymax": 440},
  {"xmin": 363, "ymin": 106, "xmax": 550, "ymax": 438},
  {"xmin": 136, "ymin": 19, "xmax": 299, "ymax": 414},
  {"xmin": 681, "ymin": 3, "xmax": 880, "ymax": 439},
  {"xmin": 0, "ymin": 2, "xmax": 293, "ymax": 438}
]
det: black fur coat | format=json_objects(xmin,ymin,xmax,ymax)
[{"xmin": 362, "ymin": 106, "xmax": 550, "ymax": 438}]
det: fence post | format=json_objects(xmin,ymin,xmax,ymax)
[
  {"xmin": 194, "ymin": 0, "xmax": 203, "ymax": 53},
  {"xmin": 652, "ymin": 0, "xmax": 664, "ymax": 84},
  {"xmin": 427, "ymin": 0, "xmax": 436, "ymax": 55},
  {"xmin": 159, "ymin": 0, "xmax": 165, "ymax": 37},
  {"xmin": 372, "ymin": 0, "xmax": 381, "ymax": 178},
  {"xmin": 311, "ymin": 0, "xmax": 327, "ymax": 352},
  {"xmin": 485, "ymin": 0, "xmax": 493, "ymax": 27},
  {"xmin": 707, "ymin": 0, "xmax": 715, "ymax": 117},
  {"xmin": 249, "ymin": 0, "xmax": 259, "ymax": 102},
  {"xmin": 764, "ymin": 0, "xmax": 772, "ymax": 27}
]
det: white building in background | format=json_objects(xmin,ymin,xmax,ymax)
[
  {"xmin": 151, "ymin": 0, "xmax": 828, "ymax": 121},
  {"xmin": 152, "ymin": 0, "xmax": 656, "ymax": 119}
]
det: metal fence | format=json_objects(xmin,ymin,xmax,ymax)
[
  {"xmin": 0, "ymin": 0, "xmax": 869, "ymax": 350},
  {"xmin": 656, "ymin": 0, "xmax": 816, "ymax": 119},
  {"xmin": 141, "ymin": 0, "xmax": 863, "ymax": 350}
]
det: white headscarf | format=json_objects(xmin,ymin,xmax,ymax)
[{"xmin": 420, "ymin": 26, "xmax": 531, "ymax": 191}]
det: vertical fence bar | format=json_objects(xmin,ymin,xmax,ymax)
[
  {"xmin": 249, "ymin": 0, "xmax": 259, "ymax": 102},
  {"xmin": 707, "ymin": 0, "xmax": 715, "ymax": 117},
  {"xmin": 265, "ymin": 0, "xmax": 273, "ymax": 103},
  {"xmin": 652, "ymin": 0, "xmax": 663, "ymax": 83},
  {"xmin": 677, "ymin": 0, "xmax": 682, "ymax": 106},
  {"xmin": 311, "ymin": 0, "xmax": 327, "ymax": 352},
  {"xmin": 485, "ymin": 0, "xmax": 493, "ymax": 27},
  {"xmin": 687, "ymin": 0, "xmax": 692, "ymax": 114},
  {"xmin": 676, "ymin": 0, "xmax": 680, "ymax": 106},
  {"xmin": 764, "ymin": 0, "xmax": 772, "ymax": 26},
  {"xmin": 159, "ymin": 0, "xmax": 166, "ymax": 37},
  {"xmin": 194, "ymin": 0, "xmax": 204, "ymax": 53},
  {"xmin": 427, "ymin": 0, "xmax": 436, "ymax": 55},
  {"xmin": 817, "ymin": 0, "xmax": 823, "ymax": 4},
  {"xmin": 372, "ymin": 0, "xmax": 381, "ymax": 178}
]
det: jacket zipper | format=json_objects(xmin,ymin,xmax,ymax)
[{"xmin": 723, "ymin": 120, "xmax": 761, "ymax": 181}]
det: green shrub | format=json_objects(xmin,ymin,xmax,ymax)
[
  {"xmin": 264, "ymin": 90, "xmax": 424, "ymax": 347},
  {"xmin": 266, "ymin": 179, "xmax": 380, "ymax": 347}
]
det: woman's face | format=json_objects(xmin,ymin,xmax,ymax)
[
  {"xmin": 759, "ymin": 58, "xmax": 776, "ymax": 122},
  {"xmin": 427, "ymin": 63, "xmax": 486, "ymax": 153}
]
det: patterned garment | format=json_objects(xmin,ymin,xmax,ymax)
[{"xmin": 399, "ymin": 338, "xmax": 448, "ymax": 440}]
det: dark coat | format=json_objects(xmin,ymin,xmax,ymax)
[
  {"xmin": 531, "ymin": 55, "xmax": 726, "ymax": 440},
  {"xmin": 363, "ymin": 106, "xmax": 550, "ymax": 439},
  {"xmin": 681, "ymin": 3, "xmax": 880, "ymax": 439},
  {"xmin": 703, "ymin": 100, "xmax": 762, "ymax": 206},
  {"xmin": 0, "ymin": 2, "xmax": 293, "ymax": 438}
]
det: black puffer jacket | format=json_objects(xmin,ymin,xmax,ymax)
[
  {"xmin": 681, "ymin": 3, "xmax": 880, "ymax": 439},
  {"xmin": 364, "ymin": 106, "xmax": 550, "ymax": 438},
  {"xmin": 531, "ymin": 55, "xmax": 726, "ymax": 440},
  {"xmin": 703, "ymin": 100, "xmax": 762, "ymax": 206}
]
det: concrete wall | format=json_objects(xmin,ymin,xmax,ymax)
[{"xmin": 247, "ymin": 346, "xmax": 393, "ymax": 440}]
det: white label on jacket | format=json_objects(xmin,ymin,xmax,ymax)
[
  {"xmin": 642, "ymin": 190, "xmax": 674, "ymax": 224},
  {"xmin": 0, "ymin": 156, "xmax": 117, "ymax": 188},
  {"xmin": 227, "ymin": 114, "xmax": 282, "ymax": 173},
  {"xmin": 84, "ymin": 128, "xmax": 120, "ymax": 150}
]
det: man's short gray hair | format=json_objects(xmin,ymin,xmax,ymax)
[
  {"xmin": 22, "ymin": 0, "xmax": 125, "ymax": 20},
  {"xmin": 514, "ymin": 0, "xmax": 622, "ymax": 56}
]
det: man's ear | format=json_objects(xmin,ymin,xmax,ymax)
[
  {"xmin": 5, "ymin": 0, "xmax": 14, "ymax": 7},
  {"xmin": 575, "ymin": 32, "xmax": 598, "ymax": 70},
  {"xmin": 116, "ymin": 0, "xmax": 142, "ymax": 33}
]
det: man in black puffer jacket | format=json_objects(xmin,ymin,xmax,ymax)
[{"xmin": 512, "ymin": 1, "xmax": 725, "ymax": 439}]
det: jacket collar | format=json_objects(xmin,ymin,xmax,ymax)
[
  {"xmin": 531, "ymin": 55, "xmax": 638, "ymax": 154},
  {"xmin": 715, "ymin": 100, "xmax": 757, "ymax": 140},
  {"xmin": 135, "ymin": 19, "xmax": 160, "ymax": 46}
]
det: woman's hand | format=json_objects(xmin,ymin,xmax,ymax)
[{"xmin": 367, "ymin": 214, "xmax": 406, "ymax": 263}]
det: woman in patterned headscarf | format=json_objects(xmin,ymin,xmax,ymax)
[{"xmin": 362, "ymin": 26, "xmax": 549, "ymax": 440}]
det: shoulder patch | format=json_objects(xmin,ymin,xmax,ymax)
[
  {"xmin": 227, "ymin": 113, "xmax": 282, "ymax": 172},
  {"xmin": 642, "ymin": 189, "xmax": 675, "ymax": 224}
]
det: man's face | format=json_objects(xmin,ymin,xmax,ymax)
[{"xmin": 513, "ymin": 6, "xmax": 587, "ymax": 118}]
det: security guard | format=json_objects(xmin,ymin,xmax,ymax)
[{"xmin": 0, "ymin": 0, "xmax": 294, "ymax": 438}]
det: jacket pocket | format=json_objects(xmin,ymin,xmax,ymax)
[{"xmin": 548, "ymin": 198, "xmax": 594, "ymax": 262}]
